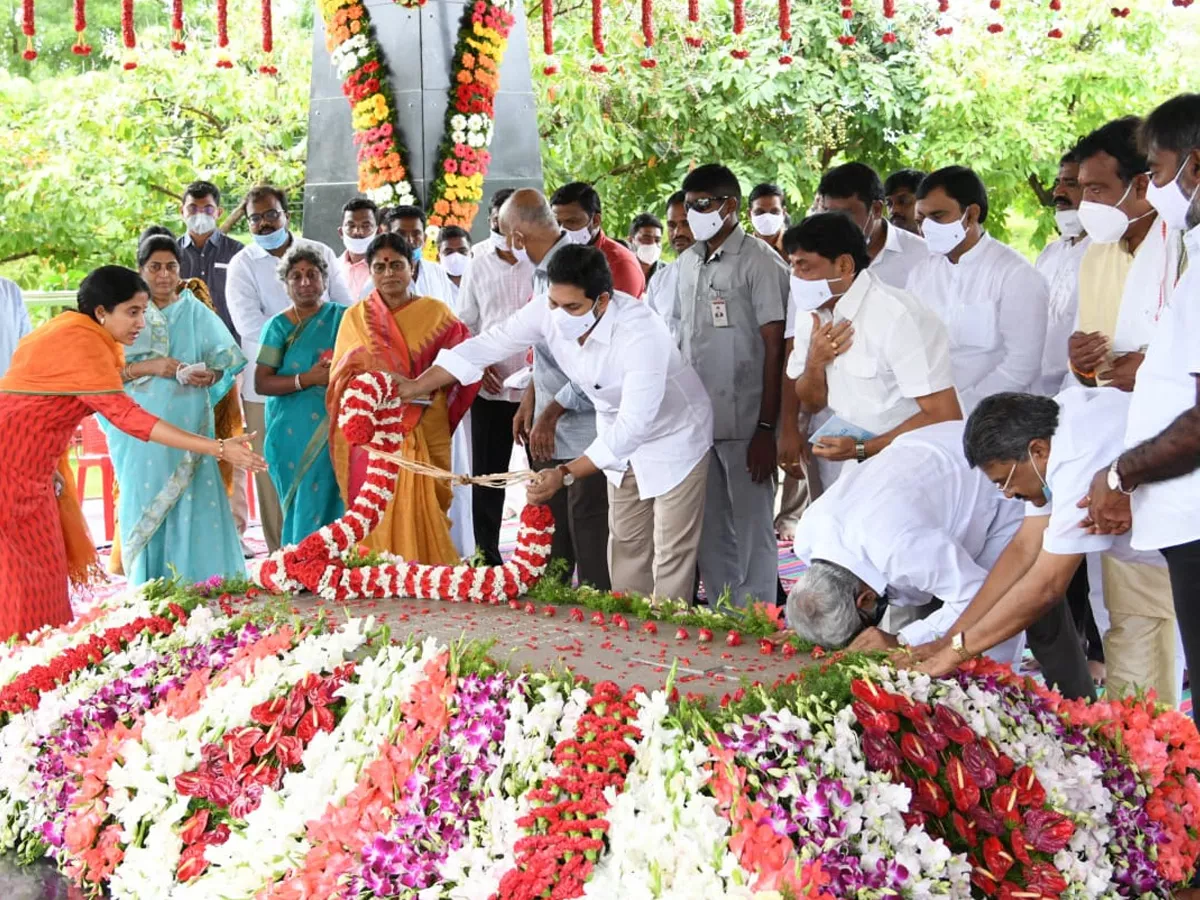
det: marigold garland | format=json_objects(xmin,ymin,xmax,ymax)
[{"xmin": 21, "ymin": 0, "xmax": 36, "ymax": 61}]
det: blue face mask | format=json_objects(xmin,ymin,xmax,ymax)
[
  {"xmin": 1030, "ymin": 446, "xmax": 1052, "ymax": 502},
  {"xmin": 253, "ymin": 227, "xmax": 289, "ymax": 251},
  {"xmin": 410, "ymin": 246, "xmax": 423, "ymax": 264}
]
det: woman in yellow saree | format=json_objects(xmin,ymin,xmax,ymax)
[{"xmin": 328, "ymin": 233, "xmax": 479, "ymax": 564}]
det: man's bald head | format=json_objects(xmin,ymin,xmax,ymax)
[{"xmin": 498, "ymin": 189, "xmax": 562, "ymax": 264}]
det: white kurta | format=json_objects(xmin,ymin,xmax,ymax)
[{"xmin": 1034, "ymin": 235, "xmax": 1090, "ymax": 396}]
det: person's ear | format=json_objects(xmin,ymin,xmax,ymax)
[
  {"xmin": 1132, "ymin": 172, "xmax": 1151, "ymax": 201},
  {"xmin": 854, "ymin": 589, "xmax": 876, "ymax": 611}
]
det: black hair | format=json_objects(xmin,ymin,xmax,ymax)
[
  {"xmin": 628, "ymin": 213, "xmax": 663, "ymax": 237},
  {"xmin": 489, "ymin": 187, "xmax": 516, "ymax": 214},
  {"xmin": 382, "ymin": 204, "xmax": 426, "ymax": 229},
  {"xmin": 139, "ymin": 225, "xmax": 175, "ymax": 243},
  {"xmin": 666, "ymin": 190, "xmax": 686, "ymax": 210},
  {"xmin": 437, "ymin": 225, "xmax": 471, "ymax": 246},
  {"xmin": 884, "ymin": 168, "xmax": 926, "ymax": 196},
  {"xmin": 682, "ymin": 164, "xmax": 743, "ymax": 203},
  {"xmin": 781, "ymin": 212, "xmax": 871, "ymax": 274},
  {"xmin": 244, "ymin": 184, "xmax": 288, "ymax": 209},
  {"xmin": 917, "ymin": 166, "xmax": 990, "ymax": 223},
  {"xmin": 183, "ymin": 180, "xmax": 221, "ymax": 207},
  {"xmin": 550, "ymin": 182, "xmax": 602, "ymax": 216},
  {"xmin": 77, "ymin": 266, "xmax": 150, "ymax": 321},
  {"xmin": 748, "ymin": 182, "xmax": 784, "ymax": 205},
  {"xmin": 1073, "ymin": 117, "xmax": 1148, "ymax": 185},
  {"xmin": 546, "ymin": 244, "xmax": 614, "ymax": 300},
  {"xmin": 1059, "ymin": 150, "xmax": 1078, "ymax": 166},
  {"xmin": 137, "ymin": 234, "xmax": 180, "ymax": 268},
  {"xmin": 341, "ymin": 197, "xmax": 379, "ymax": 220},
  {"xmin": 365, "ymin": 232, "xmax": 414, "ymax": 266},
  {"xmin": 963, "ymin": 393, "xmax": 1060, "ymax": 468},
  {"xmin": 818, "ymin": 162, "xmax": 885, "ymax": 207},
  {"xmin": 1140, "ymin": 93, "xmax": 1200, "ymax": 158}
]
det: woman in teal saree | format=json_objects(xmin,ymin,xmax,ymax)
[
  {"xmin": 255, "ymin": 243, "xmax": 347, "ymax": 546},
  {"xmin": 103, "ymin": 234, "xmax": 247, "ymax": 585}
]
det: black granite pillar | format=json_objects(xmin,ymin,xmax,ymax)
[{"xmin": 302, "ymin": 1, "xmax": 544, "ymax": 250}]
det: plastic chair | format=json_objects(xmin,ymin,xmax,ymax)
[{"xmin": 76, "ymin": 416, "xmax": 115, "ymax": 542}]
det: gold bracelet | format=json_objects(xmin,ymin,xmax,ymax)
[{"xmin": 217, "ymin": 438, "xmax": 225, "ymax": 460}]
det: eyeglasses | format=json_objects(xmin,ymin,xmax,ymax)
[
  {"xmin": 247, "ymin": 209, "xmax": 285, "ymax": 227},
  {"xmin": 999, "ymin": 462, "xmax": 1017, "ymax": 494},
  {"xmin": 184, "ymin": 204, "xmax": 217, "ymax": 216},
  {"xmin": 370, "ymin": 261, "xmax": 410, "ymax": 275},
  {"xmin": 145, "ymin": 261, "xmax": 180, "ymax": 275},
  {"xmin": 684, "ymin": 196, "xmax": 729, "ymax": 213}
]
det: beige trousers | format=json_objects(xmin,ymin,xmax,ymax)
[
  {"xmin": 1101, "ymin": 555, "xmax": 1178, "ymax": 707},
  {"xmin": 607, "ymin": 453, "xmax": 709, "ymax": 602},
  {"xmin": 243, "ymin": 400, "xmax": 283, "ymax": 552}
]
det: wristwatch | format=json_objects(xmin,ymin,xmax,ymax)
[
  {"xmin": 1106, "ymin": 459, "xmax": 1133, "ymax": 495},
  {"xmin": 855, "ymin": 440, "xmax": 868, "ymax": 463},
  {"xmin": 556, "ymin": 464, "xmax": 576, "ymax": 487},
  {"xmin": 951, "ymin": 632, "xmax": 973, "ymax": 662}
]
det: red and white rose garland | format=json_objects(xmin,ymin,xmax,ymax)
[{"xmin": 251, "ymin": 371, "xmax": 554, "ymax": 603}]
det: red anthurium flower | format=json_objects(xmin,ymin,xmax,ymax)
[
  {"xmin": 862, "ymin": 729, "xmax": 904, "ymax": 776},
  {"xmin": 902, "ymin": 809, "xmax": 928, "ymax": 830},
  {"xmin": 1022, "ymin": 808, "xmax": 1075, "ymax": 854},
  {"xmin": 1027, "ymin": 861, "xmax": 1069, "ymax": 896},
  {"xmin": 229, "ymin": 782, "xmax": 264, "ymax": 819},
  {"xmin": 997, "ymin": 881, "xmax": 1041, "ymax": 900},
  {"xmin": 1010, "ymin": 827, "xmax": 1034, "ymax": 866},
  {"xmin": 909, "ymin": 711, "xmax": 950, "ymax": 751},
  {"xmin": 900, "ymin": 732, "xmax": 939, "ymax": 777},
  {"xmin": 275, "ymin": 735, "xmax": 304, "ymax": 768},
  {"xmin": 970, "ymin": 864, "xmax": 999, "ymax": 897},
  {"xmin": 952, "ymin": 810, "xmax": 978, "ymax": 847},
  {"xmin": 851, "ymin": 678, "xmax": 900, "ymax": 712},
  {"xmin": 913, "ymin": 778, "xmax": 950, "ymax": 818},
  {"xmin": 947, "ymin": 756, "xmax": 981, "ymax": 812},
  {"xmin": 200, "ymin": 822, "xmax": 231, "ymax": 846},
  {"xmin": 209, "ymin": 775, "xmax": 241, "ymax": 808},
  {"xmin": 179, "ymin": 808, "xmax": 210, "ymax": 845},
  {"xmin": 1014, "ymin": 766, "xmax": 1047, "ymax": 808},
  {"xmin": 175, "ymin": 771, "xmax": 207, "ymax": 798},
  {"xmin": 990, "ymin": 783, "xmax": 1022, "ymax": 824},
  {"xmin": 933, "ymin": 703, "xmax": 976, "ymax": 743},
  {"xmin": 281, "ymin": 691, "xmax": 307, "ymax": 730},
  {"xmin": 250, "ymin": 696, "xmax": 287, "ymax": 727},
  {"xmin": 971, "ymin": 803, "xmax": 1005, "ymax": 836},
  {"xmin": 962, "ymin": 741, "xmax": 998, "ymax": 789},
  {"xmin": 982, "ymin": 835, "xmax": 1015, "ymax": 882},
  {"xmin": 177, "ymin": 843, "xmax": 209, "ymax": 882}
]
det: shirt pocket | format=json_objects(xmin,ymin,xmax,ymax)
[
  {"xmin": 831, "ymin": 347, "xmax": 888, "ymax": 412},
  {"xmin": 949, "ymin": 302, "xmax": 997, "ymax": 350}
]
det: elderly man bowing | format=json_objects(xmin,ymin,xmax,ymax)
[{"xmin": 784, "ymin": 420, "xmax": 1095, "ymax": 699}]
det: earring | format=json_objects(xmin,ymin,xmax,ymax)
[{"xmin": 97, "ymin": 316, "xmax": 106, "ymax": 325}]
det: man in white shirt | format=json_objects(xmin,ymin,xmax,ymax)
[
  {"xmin": 786, "ymin": 420, "xmax": 1095, "ymax": 699},
  {"xmin": 225, "ymin": 185, "xmax": 353, "ymax": 551},
  {"xmin": 1034, "ymin": 152, "xmax": 1091, "ymax": 396},
  {"xmin": 906, "ymin": 166, "xmax": 1049, "ymax": 414},
  {"xmin": 1084, "ymin": 93, "xmax": 1200, "ymax": 720},
  {"xmin": 786, "ymin": 212, "xmax": 961, "ymax": 465},
  {"xmin": 884, "ymin": 168, "xmax": 925, "ymax": 235},
  {"xmin": 379, "ymin": 204, "xmax": 474, "ymax": 558},
  {"xmin": 815, "ymin": 162, "xmax": 928, "ymax": 291},
  {"xmin": 915, "ymin": 390, "xmax": 1176, "ymax": 704},
  {"xmin": 437, "ymin": 225, "xmax": 472, "ymax": 309},
  {"xmin": 644, "ymin": 191, "xmax": 693, "ymax": 343},
  {"xmin": 456, "ymin": 191, "xmax": 536, "ymax": 566},
  {"xmin": 628, "ymin": 212, "xmax": 664, "ymax": 291},
  {"xmin": 337, "ymin": 197, "xmax": 380, "ymax": 302},
  {"xmin": 391, "ymin": 243, "xmax": 715, "ymax": 602},
  {"xmin": 748, "ymin": 182, "xmax": 790, "ymax": 260},
  {"xmin": 0, "ymin": 277, "xmax": 32, "ymax": 376}
]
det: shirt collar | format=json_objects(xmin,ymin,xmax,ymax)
[
  {"xmin": 704, "ymin": 224, "xmax": 749, "ymax": 261},
  {"xmin": 1184, "ymin": 222, "xmax": 1200, "ymax": 259},
  {"xmin": 586, "ymin": 292, "xmax": 625, "ymax": 346},
  {"xmin": 180, "ymin": 230, "xmax": 224, "ymax": 251},
  {"xmin": 836, "ymin": 269, "xmax": 875, "ymax": 319},
  {"xmin": 537, "ymin": 232, "xmax": 570, "ymax": 275},
  {"xmin": 879, "ymin": 219, "xmax": 902, "ymax": 256},
  {"xmin": 956, "ymin": 232, "xmax": 992, "ymax": 267}
]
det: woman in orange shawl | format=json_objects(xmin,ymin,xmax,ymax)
[
  {"xmin": 0, "ymin": 266, "xmax": 265, "ymax": 642},
  {"xmin": 328, "ymin": 233, "xmax": 478, "ymax": 564}
]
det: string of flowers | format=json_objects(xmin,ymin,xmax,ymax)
[
  {"xmin": 640, "ymin": 0, "xmax": 657, "ymax": 68},
  {"xmin": 426, "ymin": 1, "xmax": 515, "ymax": 232},
  {"xmin": 72, "ymin": 0, "xmax": 91, "ymax": 54},
  {"xmin": 838, "ymin": 0, "xmax": 857, "ymax": 46},
  {"xmin": 1048, "ymin": 0, "xmax": 1063, "ymax": 37},
  {"xmin": 685, "ymin": 0, "xmax": 702, "ymax": 47},
  {"xmin": 170, "ymin": 0, "xmax": 185, "ymax": 51},
  {"xmin": 935, "ymin": 0, "xmax": 952, "ymax": 36},
  {"xmin": 318, "ymin": 0, "xmax": 417, "ymax": 207},
  {"xmin": 121, "ymin": 0, "xmax": 137, "ymax": 69},
  {"xmin": 589, "ymin": 0, "xmax": 606, "ymax": 72},
  {"xmin": 987, "ymin": 0, "xmax": 1004, "ymax": 33},
  {"xmin": 215, "ymin": 0, "xmax": 232, "ymax": 66},
  {"xmin": 778, "ymin": 0, "xmax": 794, "ymax": 62},
  {"xmin": 882, "ymin": 0, "xmax": 898, "ymax": 43},
  {"xmin": 21, "ymin": 0, "xmax": 36, "ymax": 61},
  {"xmin": 730, "ymin": 0, "xmax": 750, "ymax": 58},
  {"xmin": 260, "ymin": 0, "xmax": 278, "ymax": 74},
  {"xmin": 542, "ymin": 0, "xmax": 557, "ymax": 75}
]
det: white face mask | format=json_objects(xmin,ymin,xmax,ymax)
[
  {"xmin": 922, "ymin": 214, "xmax": 968, "ymax": 255},
  {"xmin": 565, "ymin": 226, "xmax": 594, "ymax": 246},
  {"xmin": 185, "ymin": 213, "xmax": 217, "ymax": 236},
  {"xmin": 635, "ymin": 243, "xmax": 662, "ymax": 265},
  {"xmin": 751, "ymin": 211, "xmax": 785, "ymax": 237},
  {"xmin": 1145, "ymin": 156, "xmax": 1199, "ymax": 233},
  {"xmin": 1054, "ymin": 209, "xmax": 1084, "ymax": 239},
  {"xmin": 343, "ymin": 234, "xmax": 374, "ymax": 256},
  {"xmin": 687, "ymin": 204, "xmax": 728, "ymax": 243},
  {"xmin": 551, "ymin": 301, "xmax": 597, "ymax": 341},
  {"xmin": 490, "ymin": 230, "xmax": 508, "ymax": 251},
  {"xmin": 441, "ymin": 251, "xmax": 469, "ymax": 278},
  {"xmin": 1076, "ymin": 180, "xmax": 1147, "ymax": 245},
  {"xmin": 789, "ymin": 274, "xmax": 846, "ymax": 312}
]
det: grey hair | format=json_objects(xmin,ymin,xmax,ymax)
[
  {"xmin": 499, "ymin": 188, "xmax": 559, "ymax": 233},
  {"xmin": 785, "ymin": 560, "xmax": 864, "ymax": 648},
  {"xmin": 962, "ymin": 392, "xmax": 1058, "ymax": 468},
  {"xmin": 276, "ymin": 241, "xmax": 329, "ymax": 285}
]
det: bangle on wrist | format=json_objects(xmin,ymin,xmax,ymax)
[
  {"xmin": 216, "ymin": 438, "xmax": 225, "ymax": 460},
  {"xmin": 855, "ymin": 440, "xmax": 868, "ymax": 463},
  {"xmin": 295, "ymin": 374, "xmax": 303, "ymax": 392},
  {"xmin": 1069, "ymin": 361, "xmax": 1097, "ymax": 380}
]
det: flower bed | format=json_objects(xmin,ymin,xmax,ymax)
[{"xmin": 2, "ymin": 581, "xmax": 1198, "ymax": 899}]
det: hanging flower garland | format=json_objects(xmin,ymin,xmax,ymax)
[
  {"xmin": 1047, "ymin": 0, "xmax": 1063, "ymax": 37},
  {"xmin": 121, "ymin": 0, "xmax": 137, "ymax": 69},
  {"xmin": 426, "ymin": 1, "xmax": 515, "ymax": 232},
  {"xmin": 838, "ymin": 0, "xmax": 857, "ymax": 46},
  {"xmin": 170, "ymin": 0, "xmax": 185, "ymax": 51},
  {"xmin": 882, "ymin": 0, "xmax": 897, "ymax": 42},
  {"xmin": 934, "ymin": 0, "xmax": 952, "ymax": 37},
  {"xmin": 778, "ymin": 0, "xmax": 794, "ymax": 62},
  {"xmin": 319, "ymin": 0, "xmax": 418, "ymax": 207},
  {"xmin": 21, "ymin": 0, "xmax": 36, "ymax": 61},
  {"xmin": 730, "ymin": 0, "xmax": 750, "ymax": 58},
  {"xmin": 72, "ymin": 0, "xmax": 91, "ymax": 55},
  {"xmin": 685, "ymin": 0, "xmax": 702, "ymax": 47},
  {"xmin": 640, "ymin": 0, "xmax": 657, "ymax": 68},
  {"xmin": 987, "ymin": 0, "xmax": 1004, "ymax": 33},
  {"xmin": 590, "ymin": 0, "xmax": 607, "ymax": 72},
  {"xmin": 542, "ymin": 0, "xmax": 557, "ymax": 75},
  {"xmin": 260, "ymin": 0, "xmax": 278, "ymax": 74},
  {"xmin": 215, "ymin": 0, "xmax": 232, "ymax": 67}
]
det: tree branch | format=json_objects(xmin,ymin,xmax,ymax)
[
  {"xmin": 1028, "ymin": 172, "xmax": 1054, "ymax": 207},
  {"xmin": 0, "ymin": 250, "xmax": 38, "ymax": 265},
  {"xmin": 150, "ymin": 184, "xmax": 183, "ymax": 202},
  {"xmin": 145, "ymin": 97, "xmax": 225, "ymax": 131}
]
